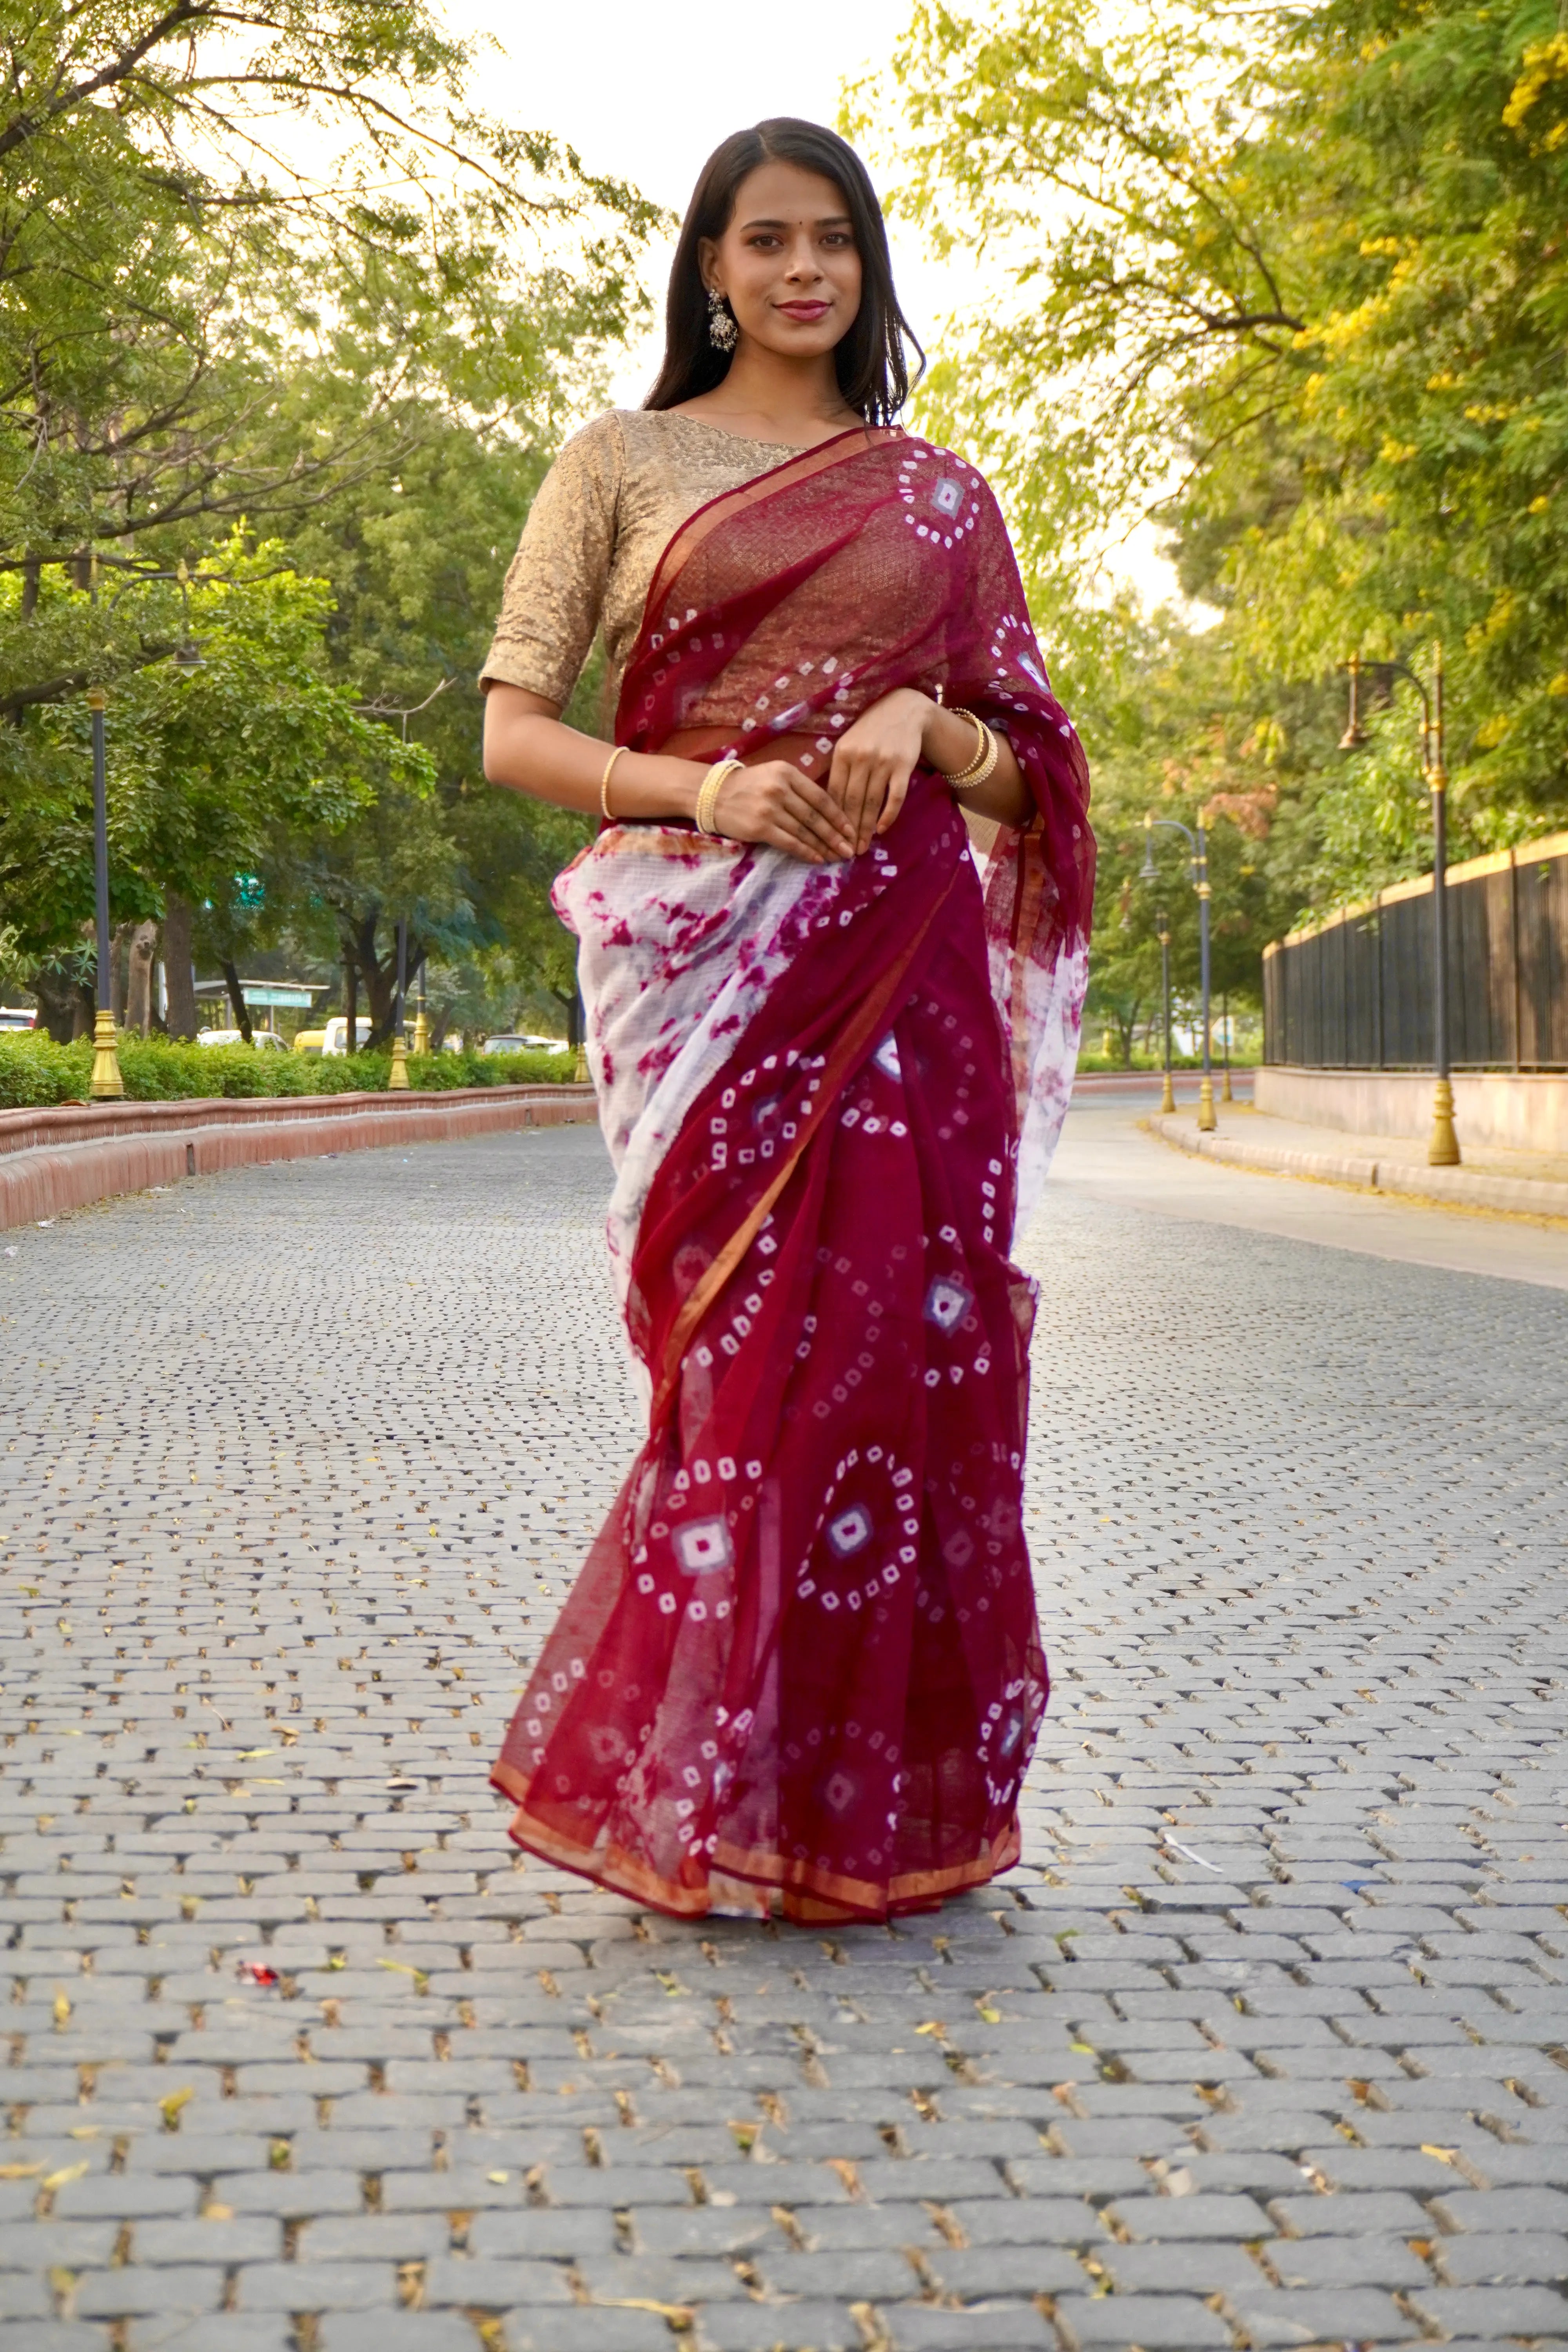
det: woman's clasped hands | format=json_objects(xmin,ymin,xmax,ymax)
[{"xmin": 711, "ymin": 686, "xmax": 935, "ymax": 862}]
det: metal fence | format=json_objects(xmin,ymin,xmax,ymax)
[{"xmin": 1263, "ymin": 829, "xmax": 1568, "ymax": 1069}]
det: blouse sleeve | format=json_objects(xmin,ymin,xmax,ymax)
[{"xmin": 478, "ymin": 412, "xmax": 624, "ymax": 704}]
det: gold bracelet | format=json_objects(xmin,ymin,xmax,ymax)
[
  {"xmin": 600, "ymin": 745, "xmax": 627, "ymax": 822},
  {"xmin": 695, "ymin": 757, "xmax": 743, "ymax": 836},
  {"xmin": 942, "ymin": 708, "xmax": 999, "ymax": 791},
  {"xmin": 942, "ymin": 708, "xmax": 989, "ymax": 784}
]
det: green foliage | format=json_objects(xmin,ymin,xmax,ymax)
[
  {"xmin": 0, "ymin": 1031, "xmax": 574, "ymax": 1107},
  {"xmin": 0, "ymin": 0, "xmax": 657, "ymax": 1023},
  {"xmin": 0, "ymin": 544, "xmax": 426, "ymax": 968},
  {"xmin": 857, "ymin": 0, "xmax": 1568, "ymax": 968}
]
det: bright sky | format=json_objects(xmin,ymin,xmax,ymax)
[{"xmin": 441, "ymin": 0, "xmax": 1178, "ymax": 608}]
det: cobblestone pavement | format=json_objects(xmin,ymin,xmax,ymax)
[{"xmin": 2, "ymin": 1123, "xmax": 1566, "ymax": 2352}]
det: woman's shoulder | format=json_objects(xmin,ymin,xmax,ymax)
[
  {"xmin": 548, "ymin": 408, "xmax": 630, "ymax": 486},
  {"xmin": 897, "ymin": 432, "xmax": 1000, "ymax": 497}
]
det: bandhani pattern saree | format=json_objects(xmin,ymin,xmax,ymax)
[{"xmin": 493, "ymin": 427, "xmax": 1093, "ymax": 1921}]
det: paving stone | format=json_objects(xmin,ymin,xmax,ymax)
[
  {"xmin": 1053, "ymin": 2292, "xmax": 1232, "ymax": 2348},
  {"xmin": 3, "ymin": 1122, "xmax": 1568, "ymax": 2349},
  {"xmin": 1438, "ymin": 2230, "xmax": 1568, "ymax": 2285},
  {"xmin": 128, "ymin": 2323, "xmax": 293, "ymax": 2352},
  {"xmin": 1413, "ymin": 2284, "xmax": 1568, "ymax": 2337},
  {"xmin": 694, "ymin": 2308, "xmax": 858, "ymax": 2352},
  {"xmin": 317, "ymin": 2317, "xmax": 479, "ymax": 2352},
  {"xmin": 885, "ymin": 2308, "xmax": 1057, "ymax": 2349},
  {"xmin": 1223, "ymin": 2286, "xmax": 1427, "ymax": 2345}
]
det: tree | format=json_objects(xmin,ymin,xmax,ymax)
[
  {"xmin": 855, "ymin": 0, "xmax": 1568, "ymax": 931},
  {"xmin": 0, "ymin": 0, "xmax": 658, "ymax": 1030},
  {"xmin": 0, "ymin": 0, "xmax": 656, "ymax": 713},
  {"xmin": 0, "ymin": 545, "xmax": 428, "ymax": 1034}
]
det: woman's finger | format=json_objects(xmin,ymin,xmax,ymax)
[
  {"xmin": 779, "ymin": 768, "xmax": 856, "ymax": 854},
  {"xmin": 875, "ymin": 760, "xmax": 915, "ymax": 836},
  {"xmin": 781, "ymin": 782, "xmax": 853, "ymax": 858},
  {"xmin": 835, "ymin": 752, "xmax": 882, "ymax": 847}
]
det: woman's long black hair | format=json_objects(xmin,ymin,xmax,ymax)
[{"xmin": 644, "ymin": 119, "xmax": 922, "ymax": 426}]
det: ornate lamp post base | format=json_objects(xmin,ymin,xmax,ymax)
[
  {"xmin": 412, "ymin": 1010, "xmax": 430, "ymax": 1056},
  {"xmin": 387, "ymin": 1032, "xmax": 411, "ymax": 1091},
  {"xmin": 1428, "ymin": 1077, "xmax": 1460, "ymax": 1167},
  {"xmin": 1197, "ymin": 1073, "xmax": 1216, "ymax": 1132},
  {"xmin": 1160, "ymin": 1069, "xmax": 1175, "ymax": 1115},
  {"xmin": 89, "ymin": 1009, "xmax": 124, "ymax": 1099}
]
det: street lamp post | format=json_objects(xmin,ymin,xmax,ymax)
[
  {"xmin": 82, "ymin": 561, "xmax": 207, "ymax": 1098},
  {"xmin": 353, "ymin": 678, "xmax": 448, "ymax": 1094},
  {"xmin": 1142, "ymin": 813, "xmax": 1215, "ymax": 1131},
  {"xmin": 85, "ymin": 690, "xmax": 123, "ymax": 1099},
  {"xmin": 1157, "ymin": 909, "xmax": 1174, "ymax": 1116},
  {"xmin": 1339, "ymin": 642, "xmax": 1459, "ymax": 1167},
  {"xmin": 412, "ymin": 955, "xmax": 430, "ymax": 1056},
  {"xmin": 388, "ymin": 919, "xmax": 411, "ymax": 1090}
]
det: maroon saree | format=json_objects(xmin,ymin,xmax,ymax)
[{"xmin": 493, "ymin": 426, "xmax": 1092, "ymax": 1920}]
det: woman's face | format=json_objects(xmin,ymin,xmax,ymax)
[{"xmin": 699, "ymin": 159, "xmax": 863, "ymax": 367}]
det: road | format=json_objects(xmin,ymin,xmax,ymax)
[{"xmin": 1, "ymin": 1105, "xmax": 1564, "ymax": 2352}]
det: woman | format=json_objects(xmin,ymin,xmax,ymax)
[{"xmin": 481, "ymin": 118, "xmax": 1092, "ymax": 1924}]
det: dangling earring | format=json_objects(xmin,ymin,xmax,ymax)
[{"xmin": 707, "ymin": 287, "xmax": 737, "ymax": 352}]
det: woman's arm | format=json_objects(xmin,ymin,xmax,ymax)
[
  {"xmin": 481, "ymin": 684, "xmax": 857, "ymax": 863},
  {"xmin": 824, "ymin": 687, "xmax": 1033, "ymax": 853}
]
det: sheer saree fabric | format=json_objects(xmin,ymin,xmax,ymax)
[{"xmin": 493, "ymin": 427, "xmax": 1093, "ymax": 1921}]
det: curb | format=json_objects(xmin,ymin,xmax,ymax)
[
  {"xmin": 1151, "ymin": 1113, "xmax": 1568, "ymax": 1223},
  {"xmin": 0, "ymin": 1085, "xmax": 598, "ymax": 1230}
]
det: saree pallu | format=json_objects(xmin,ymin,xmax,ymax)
[{"xmin": 493, "ymin": 427, "xmax": 1093, "ymax": 1921}]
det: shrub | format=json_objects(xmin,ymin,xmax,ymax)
[{"xmin": 0, "ymin": 1031, "xmax": 578, "ymax": 1108}]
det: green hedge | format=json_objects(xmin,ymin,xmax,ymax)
[{"xmin": 0, "ymin": 1030, "xmax": 577, "ymax": 1108}]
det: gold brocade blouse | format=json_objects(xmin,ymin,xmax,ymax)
[{"xmin": 479, "ymin": 409, "xmax": 807, "ymax": 717}]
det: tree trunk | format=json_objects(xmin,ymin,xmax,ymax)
[
  {"xmin": 124, "ymin": 920, "xmax": 157, "ymax": 1035},
  {"xmin": 221, "ymin": 960, "xmax": 253, "ymax": 1043},
  {"xmin": 344, "ymin": 949, "xmax": 358, "ymax": 1055},
  {"xmin": 31, "ymin": 962, "xmax": 91, "ymax": 1044},
  {"xmin": 110, "ymin": 920, "xmax": 136, "ymax": 1026},
  {"xmin": 162, "ymin": 896, "xmax": 199, "ymax": 1039},
  {"xmin": 357, "ymin": 913, "xmax": 396, "ymax": 1046}
]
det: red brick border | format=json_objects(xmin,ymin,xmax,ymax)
[{"xmin": 0, "ymin": 1086, "xmax": 598, "ymax": 1230}]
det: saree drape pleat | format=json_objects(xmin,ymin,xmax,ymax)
[{"xmin": 493, "ymin": 427, "xmax": 1093, "ymax": 1921}]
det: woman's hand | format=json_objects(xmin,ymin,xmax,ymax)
[
  {"xmin": 826, "ymin": 687, "xmax": 931, "ymax": 855},
  {"xmin": 713, "ymin": 759, "xmax": 857, "ymax": 864}
]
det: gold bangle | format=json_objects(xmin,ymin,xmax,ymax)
[
  {"xmin": 695, "ymin": 757, "xmax": 743, "ymax": 837},
  {"xmin": 942, "ymin": 708, "xmax": 990, "ymax": 785},
  {"xmin": 600, "ymin": 745, "xmax": 627, "ymax": 822},
  {"xmin": 951, "ymin": 728, "xmax": 999, "ymax": 793},
  {"xmin": 942, "ymin": 709, "xmax": 998, "ymax": 791}
]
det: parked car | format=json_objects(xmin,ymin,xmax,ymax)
[
  {"xmin": 197, "ymin": 1027, "xmax": 288, "ymax": 1048},
  {"xmin": 481, "ymin": 1032, "xmax": 568, "ymax": 1055},
  {"xmin": 298, "ymin": 1017, "xmax": 374, "ymax": 1056},
  {"xmin": 0, "ymin": 1006, "xmax": 37, "ymax": 1031}
]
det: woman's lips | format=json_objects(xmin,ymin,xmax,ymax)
[{"xmin": 776, "ymin": 300, "xmax": 831, "ymax": 321}]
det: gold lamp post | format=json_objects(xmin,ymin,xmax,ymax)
[
  {"xmin": 412, "ymin": 955, "xmax": 430, "ymax": 1057},
  {"xmin": 85, "ymin": 688, "xmax": 123, "ymax": 1099},
  {"xmin": 83, "ymin": 559, "xmax": 208, "ymax": 1098},
  {"xmin": 1339, "ymin": 643, "xmax": 1460, "ymax": 1167},
  {"xmin": 388, "ymin": 918, "xmax": 411, "ymax": 1091},
  {"xmin": 1157, "ymin": 909, "xmax": 1175, "ymax": 1115},
  {"xmin": 1142, "ymin": 813, "xmax": 1215, "ymax": 1131}
]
